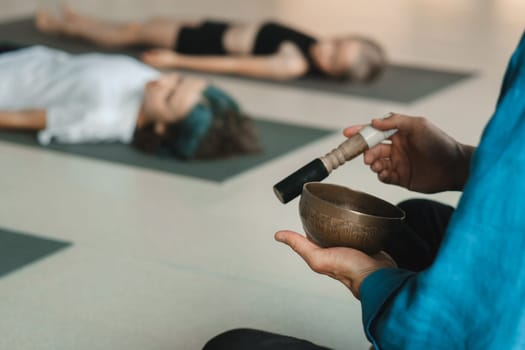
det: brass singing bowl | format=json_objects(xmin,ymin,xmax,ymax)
[{"xmin": 299, "ymin": 182, "xmax": 405, "ymax": 254}]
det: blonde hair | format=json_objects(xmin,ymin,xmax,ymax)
[{"xmin": 340, "ymin": 36, "xmax": 387, "ymax": 82}]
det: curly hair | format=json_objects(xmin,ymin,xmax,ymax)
[
  {"xmin": 193, "ymin": 109, "xmax": 261, "ymax": 159},
  {"xmin": 132, "ymin": 103, "xmax": 261, "ymax": 160}
]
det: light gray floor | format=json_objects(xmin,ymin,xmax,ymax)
[{"xmin": 0, "ymin": 0, "xmax": 523, "ymax": 349}]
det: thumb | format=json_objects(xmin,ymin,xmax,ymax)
[
  {"xmin": 275, "ymin": 230, "xmax": 326, "ymax": 269},
  {"xmin": 275, "ymin": 230, "xmax": 320, "ymax": 255},
  {"xmin": 371, "ymin": 112, "xmax": 402, "ymax": 131}
]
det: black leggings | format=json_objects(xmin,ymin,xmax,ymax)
[{"xmin": 202, "ymin": 199, "xmax": 455, "ymax": 350}]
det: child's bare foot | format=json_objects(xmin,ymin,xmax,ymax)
[
  {"xmin": 36, "ymin": 4, "xmax": 87, "ymax": 32},
  {"xmin": 62, "ymin": 4, "xmax": 80, "ymax": 21},
  {"xmin": 35, "ymin": 9, "xmax": 62, "ymax": 33}
]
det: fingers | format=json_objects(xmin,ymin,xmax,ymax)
[
  {"xmin": 365, "ymin": 154, "xmax": 401, "ymax": 185},
  {"xmin": 370, "ymin": 157, "xmax": 391, "ymax": 173},
  {"xmin": 344, "ymin": 113, "xmax": 394, "ymax": 138},
  {"xmin": 363, "ymin": 143, "xmax": 403, "ymax": 185},
  {"xmin": 276, "ymin": 231, "xmax": 398, "ymax": 299},
  {"xmin": 275, "ymin": 231, "xmax": 366, "ymax": 276},
  {"xmin": 342, "ymin": 124, "xmax": 364, "ymax": 138},
  {"xmin": 370, "ymin": 158, "xmax": 401, "ymax": 185},
  {"xmin": 275, "ymin": 230, "xmax": 325, "ymax": 271},
  {"xmin": 363, "ymin": 143, "xmax": 391, "ymax": 165},
  {"xmin": 275, "ymin": 231, "xmax": 347, "ymax": 275},
  {"xmin": 378, "ymin": 168, "xmax": 400, "ymax": 185},
  {"xmin": 346, "ymin": 113, "xmax": 418, "ymax": 140}
]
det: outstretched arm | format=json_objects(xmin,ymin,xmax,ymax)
[
  {"xmin": 0, "ymin": 109, "xmax": 47, "ymax": 130},
  {"xmin": 141, "ymin": 47, "xmax": 308, "ymax": 80}
]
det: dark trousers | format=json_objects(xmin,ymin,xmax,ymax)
[
  {"xmin": 384, "ymin": 198, "xmax": 454, "ymax": 271},
  {"xmin": 203, "ymin": 199, "xmax": 454, "ymax": 350},
  {"xmin": 203, "ymin": 329, "xmax": 331, "ymax": 350}
]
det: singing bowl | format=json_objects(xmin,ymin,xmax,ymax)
[{"xmin": 299, "ymin": 182, "xmax": 405, "ymax": 254}]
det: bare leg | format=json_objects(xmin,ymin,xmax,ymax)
[{"xmin": 35, "ymin": 6, "xmax": 183, "ymax": 49}]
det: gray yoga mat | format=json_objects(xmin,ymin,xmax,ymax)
[
  {"xmin": 0, "ymin": 119, "xmax": 334, "ymax": 182},
  {"xmin": 0, "ymin": 17, "xmax": 474, "ymax": 103},
  {"xmin": 0, "ymin": 227, "xmax": 71, "ymax": 278}
]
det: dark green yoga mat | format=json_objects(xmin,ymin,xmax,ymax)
[
  {"xmin": 0, "ymin": 119, "xmax": 334, "ymax": 182},
  {"xmin": 0, "ymin": 227, "xmax": 71, "ymax": 278},
  {"xmin": 0, "ymin": 17, "xmax": 474, "ymax": 103}
]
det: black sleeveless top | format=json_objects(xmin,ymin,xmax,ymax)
[
  {"xmin": 175, "ymin": 21, "xmax": 321, "ymax": 75},
  {"xmin": 252, "ymin": 22, "xmax": 320, "ymax": 75},
  {"xmin": 175, "ymin": 21, "xmax": 229, "ymax": 55}
]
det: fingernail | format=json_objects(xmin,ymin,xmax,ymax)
[{"xmin": 382, "ymin": 112, "xmax": 393, "ymax": 119}]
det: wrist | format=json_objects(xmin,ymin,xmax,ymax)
[
  {"xmin": 451, "ymin": 143, "xmax": 475, "ymax": 191},
  {"xmin": 353, "ymin": 252, "xmax": 398, "ymax": 299}
]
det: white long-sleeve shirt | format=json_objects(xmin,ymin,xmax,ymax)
[{"xmin": 0, "ymin": 46, "xmax": 159, "ymax": 144}]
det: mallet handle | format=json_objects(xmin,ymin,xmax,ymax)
[{"xmin": 273, "ymin": 126, "xmax": 397, "ymax": 204}]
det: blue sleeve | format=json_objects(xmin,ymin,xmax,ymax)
[
  {"xmin": 496, "ymin": 32, "xmax": 525, "ymax": 106},
  {"xmin": 360, "ymin": 268, "xmax": 414, "ymax": 348},
  {"xmin": 359, "ymin": 265, "xmax": 467, "ymax": 349}
]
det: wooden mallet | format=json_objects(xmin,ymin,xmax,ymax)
[{"xmin": 273, "ymin": 125, "xmax": 397, "ymax": 204}]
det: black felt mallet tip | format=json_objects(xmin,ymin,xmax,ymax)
[{"xmin": 273, "ymin": 158, "xmax": 329, "ymax": 204}]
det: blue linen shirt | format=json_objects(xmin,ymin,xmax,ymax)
[{"xmin": 360, "ymin": 32, "xmax": 525, "ymax": 349}]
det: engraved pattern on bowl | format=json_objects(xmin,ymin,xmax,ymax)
[{"xmin": 299, "ymin": 182, "xmax": 405, "ymax": 254}]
